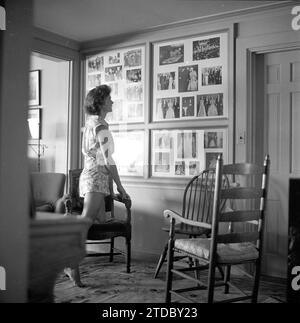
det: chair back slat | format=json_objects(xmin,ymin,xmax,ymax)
[
  {"xmin": 220, "ymin": 187, "xmax": 264, "ymax": 199},
  {"xmin": 219, "ymin": 210, "xmax": 261, "ymax": 223},
  {"xmin": 222, "ymin": 163, "xmax": 264, "ymax": 175},
  {"xmin": 217, "ymin": 232, "xmax": 260, "ymax": 244},
  {"xmin": 183, "ymin": 169, "xmax": 228, "ymax": 225},
  {"xmin": 209, "ymin": 154, "xmax": 270, "ymax": 265}
]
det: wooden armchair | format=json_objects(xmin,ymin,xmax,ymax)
[
  {"xmin": 165, "ymin": 155, "xmax": 270, "ymax": 303},
  {"xmin": 65, "ymin": 169, "xmax": 132, "ymax": 273}
]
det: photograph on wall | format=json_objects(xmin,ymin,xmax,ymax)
[
  {"xmin": 112, "ymin": 130, "xmax": 144, "ymax": 176},
  {"xmin": 88, "ymin": 55, "xmax": 104, "ymax": 73},
  {"xmin": 124, "ymin": 49, "xmax": 142, "ymax": 67},
  {"xmin": 196, "ymin": 93, "xmax": 223, "ymax": 117},
  {"xmin": 152, "ymin": 128, "xmax": 227, "ymax": 177},
  {"xmin": 206, "ymin": 152, "xmax": 223, "ymax": 169},
  {"xmin": 154, "ymin": 132, "xmax": 172, "ymax": 149},
  {"xmin": 204, "ymin": 131, "xmax": 223, "ymax": 148},
  {"xmin": 193, "ymin": 37, "xmax": 220, "ymax": 61},
  {"xmin": 159, "ymin": 43, "xmax": 184, "ymax": 65},
  {"xmin": 202, "ymin": 66, "xmax": 222, "ymax": 86},
  {"xmin": 87, "ymin": 74, "xmax": 101, "ymax": 89},
  {"xmin": 178, "ymin": 65, "xmax": 198, "ymax": 92},
  {"xmin": 175, "ymin": 161, "xmax": 185, "ymax": 176},
  {"xmin": 86, "ymin": 46, "xmax": 145, "ymax": 123},
  {"xmin": 181, "ymin": 96, "xmax": 195, "ymax": 117},
  {"xmin": 189, "ymin": 161, "xmax": 200, "ymax": 176},
  {"xmin": 156, "ymin": 97, "xmax": 180, "ymax": 120},
  {"xmin": 126, "ymin": 68, "xmax": 142, "ymax": 83},
  {"xmin": 157, "ymin": 72, "xmax": 176, "ymax": 91},
  {"xmin": 153, "ymin": 32, "xmax": 228, "ymax": 121},
  {"xmin": 108, "ymin": 52, "xmax": 121, "ymax": 65},
  {"xmin": 154, "ymin": 152, "xmax": 170, "ymax": 173},
  {"xmin": 177, "ymin": 131, "xmax": 197, "ymax": 159}
]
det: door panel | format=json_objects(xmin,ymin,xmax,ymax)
[{"xmin": 263, "ymin": 50, "xmax": 300, "ymax": 278}]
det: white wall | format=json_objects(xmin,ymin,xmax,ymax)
[{"xmin": 29, "ymin": 54, "xmax": 70, "ymax": 174}]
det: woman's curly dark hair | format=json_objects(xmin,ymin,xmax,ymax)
[{"xmin": 83, "ymin": 85, "xmax": 111, "ymax": 115}]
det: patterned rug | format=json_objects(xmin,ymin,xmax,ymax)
[{"xmin": 54, "ymin": 256, "xmax": 286, "ymax": 303}]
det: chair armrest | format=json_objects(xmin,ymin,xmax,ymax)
[
  {"xmin": 55, "ymin": 194, "xmax": 71, "ymax": 214},
  {"xmin": 113, "ymin": 193, "xmax": 132, "ymax": 210},
  {"xmin": 163, "ymin": 209, "xmax": 211, "ymax": 229}
]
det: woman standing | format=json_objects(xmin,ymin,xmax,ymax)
[{"xmin": 65, "ymin": 85, "xmax": 130, "ymax": 286}]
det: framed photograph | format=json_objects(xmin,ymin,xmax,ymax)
[
  {"xmin": 86, "ymin": 45, "xmax": 145, "ymax": 124},
  {"xmin": 112, "ymin": 130, "xmax": 144, "ymax": 176},
  {"xmin": 152, "ymin": 128, "xmax": 227, "ymax": 177},
  {"xmin": 27, "ymin": 108, "xmax": 41, "ymax": 140},
  {"xmin": 29, "ymin": 70, "xmax": 41, "ymax": 106},
  {"xmin": 152, "ymin": 32, "xmax": 228, "ymax": 121}
]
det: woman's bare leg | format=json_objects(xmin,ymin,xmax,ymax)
[{"xmin": 67, "ymin": 192, "xmax": 106, "ymax": 287}]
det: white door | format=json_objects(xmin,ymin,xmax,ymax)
[{"xmin": 263, "ymin": 50, "xmax": 300, "ymax": 278}]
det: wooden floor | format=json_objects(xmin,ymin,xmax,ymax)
[{"xmin": 54, "ymin": 255, "xmax": 286, "ymax": 303}]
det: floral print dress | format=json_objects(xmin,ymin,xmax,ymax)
[{"xmin": 79, "ymin": 115, "xmax": 114, "ymax": 198}]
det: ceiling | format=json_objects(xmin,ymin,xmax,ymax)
[{"xmin": 33, "ymin": 0, "xmax": 285, "ymax": 43}]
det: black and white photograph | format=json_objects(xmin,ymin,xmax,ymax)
[
  {"xmin": 154, "ymin": 133, "xmax": 172, "ymax": 149},
  {"xmin": 87, "ymin": 55, "xmax": 104, "ymax": 73},
  {"xmin": 206, "ymin": 152, "xmax": 222, "ymax": 169},
  {"xmin": 204, "ymin": 131, "xmax": 223, "ymax": 148},
  {"xmin": 197, "ymin": 93, "xmax": 223, "ymax": 117},
  {"xmin": 108, "ymin": 52, "xmax": 121, "ymax": 64},
  {"xmin": 105, "ymin": 66, "xmax": 123, "ymax": 82},
  {"xmin": 193, "ymin": 37, "xmax": 220, "ymax": 60},
  {"xmin": 106, "ymin": 99, "xmax": 123, "ymax": 123},
  {"xmin": 124, "ymin": 49, "xmax": 142, "ymax": 67},
  {"xmin": 154, "ymin": 152, "xmax": 170, "ymax": 173},
  {"xmin": 126, "ymin": 68, "xmax": 142, "ymax": 83},
  {"xmin": 177, "ymin": 131, "xmax": 197, "ymax": 159},
  {"xmin": 2, "ymin": 1, "xmax": 293, "ymax": 305},
  {"xmin": 127, "ymin": 103, "xmax": 143, "ymax": 120},
  {"xmin": 181, "ymin": 96, "xmax": 195, "ymax": 117},
  {"xmin": 87, "ymin": 74, "xmax": 101, "ymax": 89},
  {"xmin": 178, "ymin": 65, "xmax": 198, "ymax": 92},
  {"xmin": 189, "ymin": 161, "xmax": 200, "ymax": 176},
  {"xmin": 157, "ymin": 72, "xmax": 175, "ymax": 90},
  {"xmin": 126, "ymin": 84, "xmax": 143, "ymax": 101},
  {"xmin": 202, "ymin": 66, "xmax": 222, "ymax": 86},
  {"xmin": 175, "ymin": 161, "xmax": 185, "ymax": 175},
  {"xmin": 156, "ymin": 97, "xmax": 180, "ymax": 120},
  {"xmin": 159, "ymin": 44, "xmax": 184, "ymax": 65}
]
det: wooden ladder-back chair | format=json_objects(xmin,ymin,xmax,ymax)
[
  {"xmin": 154, "ymin": 168, "xmax": 229, "ymax": 278},
  {"xmin": 66, "ymin": 169, "xmax": 132, "ymax": 273},
  {"xmin": 165, "ymin": 155, "xmax": 270, "ymax": 303}
]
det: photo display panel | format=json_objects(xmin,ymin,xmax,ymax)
[
  {"xmin": 152, "ymin": 128, "xmax": 227, "ymax": 177},
  {"xmin": 153, "ymin": 32, "xmax": 228, "ymax": 121},
  {"xmin": 111, "ymin": 130, "xmax": 145, "ymax": 176},
  {"xmin": 86, "ymin": 46, "xmax": 145, "ymax": 124}
]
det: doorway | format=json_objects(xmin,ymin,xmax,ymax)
[
  {"xmin": 254, "ymin": 49, "xmax": 300, "ymax": 278},
  {"xmin": 28, "ymin": 52, "xmax": 71, "ymax": 175}
]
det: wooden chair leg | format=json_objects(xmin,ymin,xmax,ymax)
[
  {"xmin": 109, "ymin": 238, "xmax": 114, "ymax": 262},
  {"xmin": 224, "ymin": 265, "xmax": 231, "ymax": 294},
  {"xmin": 154, "ymin": 242, "xmax": 168, "ymax": 278},
  {"xmin": 252, "ymin": 259, "xmax": 261, "ymax": 303},
  {"xmin": 165, "ymin": 239, "xmax": 174, "ymax": 303},
  {"xmin": 126, "ymin": 237, "xmax": 131, "ymax": 273},
  {"xmin": 207, "ymin": 263, "xmax": 216, "ymax": 303}
]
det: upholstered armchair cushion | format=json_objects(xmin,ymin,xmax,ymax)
[{"xmin": 31, "ymin": 172, "xmax": 66, "ymax": 213}]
